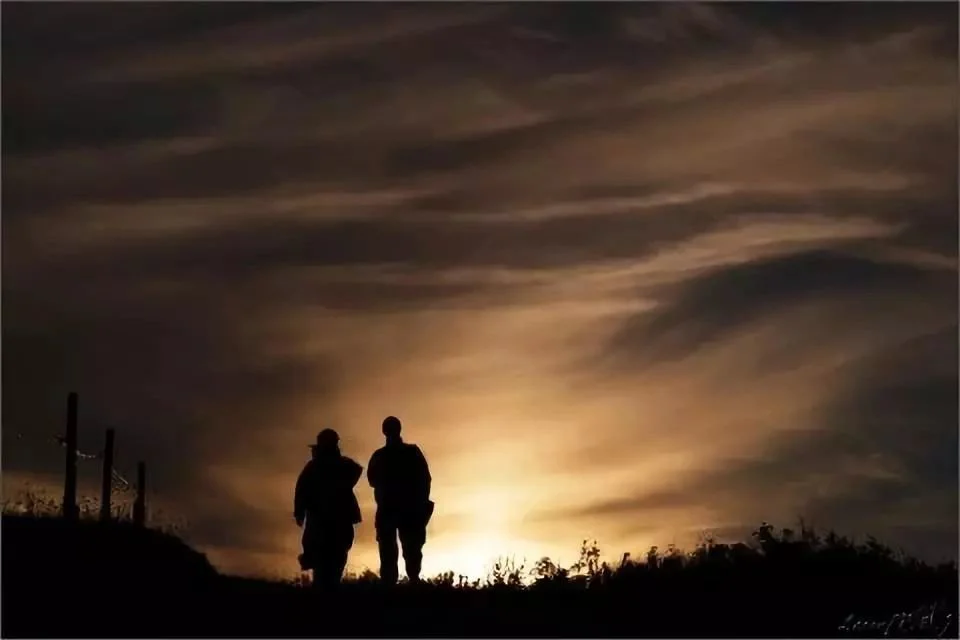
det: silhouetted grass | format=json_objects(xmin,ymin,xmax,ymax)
[
  {"xmin": 1, "ymin": 484, "xmax": 188, "ymax": 535},
  {"xmin": 2, "ymin": 509, "xmax": 956, "ymax": 638}
]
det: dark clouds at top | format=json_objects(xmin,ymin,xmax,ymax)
[
  {"xmin": 2, "ymin": 2, "xmax": 956, "ymax": 576},
  {"xmin": 603, "ymin": 247, "xmax": 955, "ymax": 369}
]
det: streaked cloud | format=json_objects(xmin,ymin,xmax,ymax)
[{"xmin": 3, "ymin": 2, "xmax": 955, "ymax": 578}]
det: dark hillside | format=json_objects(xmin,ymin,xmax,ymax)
[
  {"xmin": 2, "ymin": 513, "xmax": 217, "ymax": 584},
  {"xmin": 2, "ymin": 514, "xmax": 956, "ymax": 638}
]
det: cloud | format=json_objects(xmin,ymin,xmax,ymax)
[
  {"xmin": 551, "ymin": 324, "xmax": 957, "ymax": 559},
  {"xmin": 600, "ymin": 246, "xmax": 953, "ymax": 369},
  {"xmin": 3, "ymin": 2, "xmax": 956, "ymax": 576},
  {"xmin": 82, "ymin": 5, "xmax": 506, "ymax": 84},
  {"xmin": 527, "ymin": 239, "xmax": 955, "ymax": 556}
]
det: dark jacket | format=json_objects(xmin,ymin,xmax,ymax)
[
  {"xmin": 367, "ymin": 441, "xmax": 431, "ymax": 516},
  {"xmin": 294, "ymin": 452, "xmax": 363, "ymax": 526}
]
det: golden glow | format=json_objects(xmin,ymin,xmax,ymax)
[
  {"xmin": 426, "ymin": 532, "xmax": 517, "ymax": 582},
  {"xmin": 3, "ymin": 3, "xmax": 955, "ymax": 580}
]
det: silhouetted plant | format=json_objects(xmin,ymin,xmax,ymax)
[
  {"xmin": 646, "ymin": 545, "xmax": 660, "ymax": 568},
  {"xmin": 291, "ymin": 572, "xmax": 312, "ymax": 588},
  {"xmin": 529, "ymin": 555, "xmax": 572, "ymax": 588},
  {"xmin": 428, "ymin": 570, "xmax": 455, "ymax": 587},
  {"xmin": 570, "ymin": 538, "xmax": 602, "ymax": 580},
  {"xmin": 2, "ymin": 487, "xmax": 186, "ymax": 533},
  {"xmin": 486, "ymin": 556, "xmax": 525, "ymax": 588},
  {"xmin": 4, "ymin": 511, "xmax": 956, "ymax": 638}
]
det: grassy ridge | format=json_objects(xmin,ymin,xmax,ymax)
[{"xmin": 2, "ymin": 513, "xmax": 956, "ymax": 638}]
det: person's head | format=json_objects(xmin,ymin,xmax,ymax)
[
  {"xmin": 382, "ymin": 416, "xmax": 402, "ymax": 442},
  {"xmin": 310, "ymin": 428, "xmax": 340, "ymax": 456}
]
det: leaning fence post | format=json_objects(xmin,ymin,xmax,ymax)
[
  {"xmin": 63, "ymin": 392, "xmax": 78, "ymax": 521},
  {"xmin": 99, "ymin": 428, "xmax": 115, "ymax": 522},
  {"xmin": 133, "ymin": 462, "xmax": 146, "ymax": 527}
]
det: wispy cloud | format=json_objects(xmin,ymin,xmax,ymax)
[{"xmin": 3, "ymin": 2, "xmax": 955, "ymax": 578}]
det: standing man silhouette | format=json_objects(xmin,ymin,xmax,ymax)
[
  {"xmin": 368, "ymin": 416, "xmax": 433, "ymax": 584},
  {"xmin": 294, "ymin": 428, "xmax": 363, "ymax": 589}
]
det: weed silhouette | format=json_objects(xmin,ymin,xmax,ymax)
[{"xmin": 3, "ymin": 500, "xmax": 956, "ymax": 638}]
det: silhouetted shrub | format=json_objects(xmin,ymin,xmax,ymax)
[{"xmin": 2, "ymin": 514, "xmax": 956, "ymax": 638}]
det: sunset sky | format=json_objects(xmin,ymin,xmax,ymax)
[{"xmin": 3, "ymin": 2, "xmax": 957, "ymax": 580}]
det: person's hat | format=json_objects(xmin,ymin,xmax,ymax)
[{"xmin": 310, "ymin": 428, "xmax": 340, "ymax": 449}]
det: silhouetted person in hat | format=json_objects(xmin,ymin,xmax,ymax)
[
  {"xmin": 294, "ymin": 428, "xmax": 363, "ymax": 589},
  {"xmin": 368, "ymin": 416, "xmax": 433, "ymax": 584}
]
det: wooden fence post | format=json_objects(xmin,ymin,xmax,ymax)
[
  {"xmin": 133, "ymin": 462, "xmax": 146, "ymax": 527},
  {"xmin": 63, "ymin": 392, "xmax": 78, "ymax": 521},
  {"xmin": 99, "ymin": 428, "xmax": 115, "ymax": 522}
]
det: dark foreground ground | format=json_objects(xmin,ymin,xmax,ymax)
[{"xmin": 2, "ymin": 514, "xmax": 957, "ymax": 638}]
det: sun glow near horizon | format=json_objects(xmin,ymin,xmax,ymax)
[
  {"xmin": 416, "ymin": 485, "xmax": 548, "ymax": 581},
  {"xmin": 423, "ymin": 531, "xmax": 526, "ymax": 582}
]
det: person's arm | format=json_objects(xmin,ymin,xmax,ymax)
[
  {"xmin": 345, "ymin": 457, "xmax": 363, "ymax": 487},
  {"xmin": 414, "ymin": 446, "xmax": 431, "ymax": 500},
  {"xmin": 367, "ymin": 450, "xmax": 381, "ymax": 489},
  {"xmin": 294, "ymin": 463, "xmax": 310, "ymax": 526}
]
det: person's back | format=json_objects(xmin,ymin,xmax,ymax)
[
  {"xmin": 294, "ymin": 429, "xmax": 362, "ymax": 588},
  {"xmin": 368, "ymin": 416, "xmax": 432, "ymax": 584},
  {"xmin": 368, "ymin": 440, "xmax": 430, "ymax": 513},
  {"xmin": 297, "ymin": 452, "xmax": 363, "ymax": 524}
]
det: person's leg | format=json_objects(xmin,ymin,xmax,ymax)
[
  {"xmin": 376, "ymin": 513, "xmax": 399, "ymax": 585},
  {"xmin": 313, "ymin": 526, "xmax": 339, "ymax": 590},
  {"xmin": 333, "ymin": 523, "xmax": 354, "ymax": 583},
  {"xmin": 299, "ymin": 530, "xmax": 310, "ymax": 572},
  {"xmin": 301, "ymin": 518, "xmax": 319, "ymax": 573},
  {"xmin": 398, "ymin": 520, "xmax": 427, "ymax": 583}
]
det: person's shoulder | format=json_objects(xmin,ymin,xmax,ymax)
[{"xmin": 404, "ymin": 443, "xmax": 426, "ymax": 459}]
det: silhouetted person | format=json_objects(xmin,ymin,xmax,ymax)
[
  {"xmin": 368, "ymin": 416, "xmax": 433, "ymax": 584},
  {"xmin": 294, "ymin": 428, "xmax": 362, "ymax": 589}
]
